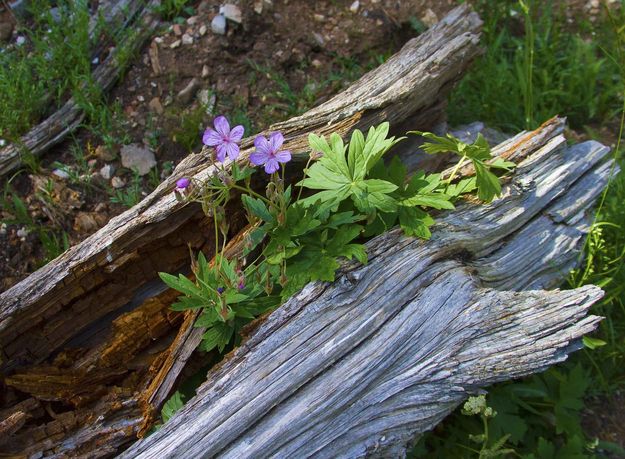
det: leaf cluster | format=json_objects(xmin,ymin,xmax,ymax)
[{"xmin": 411, "ymin": 131, "xmax": 515, "ymax": 203}]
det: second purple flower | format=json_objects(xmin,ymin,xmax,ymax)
[
  {"xmin": 203, "ymin": 115, "xmax": 244, "ymax": 162},
  {"xmin": 250, "ymin": 132, "xmax": 292, "ymax": 174}
]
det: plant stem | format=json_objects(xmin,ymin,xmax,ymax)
[{"xmin": 445, "ymin": 154, "xmax": 467, "ymax": 192}]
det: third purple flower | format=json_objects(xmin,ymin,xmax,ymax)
[
  {"xmin": 250, "ymin": 132, "xmax": 292, "ymax": 174},
  {"xmin": 202, "ymin": 115, "xmax": 244, "ymax": 162}
]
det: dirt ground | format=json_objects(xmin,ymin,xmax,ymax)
[{"xmin": 0, "ymin": 0, "xmax": 458, "ymax": 292}]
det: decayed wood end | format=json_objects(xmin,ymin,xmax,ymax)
[
  {"xmin": 121, "ymin": 119, "xmax": 613, "ymax": 458},
  {"xmin": 0, "ymin": 0, "xmax": 159, "ymax": 177},
  {"xmin": 0, "ymin": 5, "xmax": 483, "ymax": 372}
]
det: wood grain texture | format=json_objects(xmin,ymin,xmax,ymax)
[
  {"xmin": 0, "ymin": 5, "xmax": 483, "ymax": 372},
  {"xmin": 0, "ymin": 0, "xmax": 158, "ymax": 177},
  {"xmin": 120, "ymin": 119, "xmax": 613, "ymax": 458}
]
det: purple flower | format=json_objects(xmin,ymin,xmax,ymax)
[
  {"xmin": 237, "ymin": 280, "xmax": 245, "ymax": 290},
  {"xmin": 202, "ymin": 115, "xmax": 244, "ymax": 162},
  {"xmin": 217, "ymin": 287, "xmax": 225, "ymax": 295},
  {"xmin": 176, "ymin": 177, "xmax": 191, "ymax": 190},
  {"xmin": 250, "ymin": 132, "xmax": 292, "ymax": 174}
]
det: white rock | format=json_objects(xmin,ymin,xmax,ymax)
[
  {"xmin": 187, "ymin": 15, "xmax": 198, "ymax": 25},
  {"xmin": 99, "ymin": 164, "xmax": 114, "ymax": 180},
  {"xmin": 170, "ymin": 39, "xmax": 181, "ymax": 49},
  {"xmin": 53, "ymin": 168, "xmax": 71, "ymax": 179},
  {"xmin": 199, "ymin": 24, "xmax": 208, "ymax": 36},
  {"xmin": 111, "ymin": 176, "xmax": 126, "ymax": 189},
  {"xmin": 211, "ymin": 14, "xmax": 227, "ymax": 35},
  {"xmin": 17, "ymin": 227, "xmax": 29, "ymax": 238},
  {"xmin": 15, "ymin": 35, "xmax": 26, "ymax": 46},
  {"xmin": 92, "ymin": 57, "xmax": 99, "ymax": 65},
  {"xmin": 182, "ymin": 33, "xmax": 193, "ymax": 45},
  {"xmin": 349, "ymin": 0, "xmax": 359, "ymax": 13},
  {"xmin": 0, "ymin": 222, "xmax": 7, "ymax": 236},
  {"xmin": 220, "ymin": 4, "xmax": 242, "ymax": 23},
  {"xmin": 202, "ymin": 64, "xmax": 210, "ymax": 78},
  {"xmin": 120, "ymin": 144, "xmax": 157, "ymax": 176}
]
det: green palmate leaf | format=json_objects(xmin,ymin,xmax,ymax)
[
  {"xmin": 201, "ymin": 321, "xmax": 235, "ymax": 352},
  {"xmin": 195, "ymin": 307, "xmax": 222, "ymax": 327},
  {"xmin": 400, "ymin": 193, "xmax": 455, "ymax": 210},
  {"xmin": 299, "ymin": 162, "xmax": 349, "ymax": 190},
  {"xmin": 241, "ymin": 194, "xmax": 273, "ymax": 223},
  {"xmin": 398, "ymin": 206, "xmax": 434, "ymax": 239},
  {"xmin": 446, "ymin": 177, "xmax": 478, "ymax": 197},
  {"xmin": 361, "ymin": 179, "xmax": 398, "ymax": 194},
  {"xmin": 410, "ymin": 131, "xmax": 463, "ymax": 155},
  {"xmin": 161, "ymin": 391, "xmax": 185, "ymax": 423},
  {"xmin": 347, "ymin": 129, "xmax": 365, "ymax": 177},
  {"xmin": 474, "ymin": 159, "xmax": 502, "ymax": 202}
]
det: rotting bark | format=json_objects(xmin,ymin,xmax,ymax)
[
  {"xmin": 120, "ymin": 118, "xmax": 614, "ymax": 458},
  {"xmin": 0, "ymin": 6, "xmax": 485, "ymax": 456},
  {"xmin": 0, "ymin": 0, "xmax": 160, "ymax": 177}
]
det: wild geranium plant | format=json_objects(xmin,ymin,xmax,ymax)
[{"xmin": 160, "ymin": 117, "xmax": 514, "ymax": 353}]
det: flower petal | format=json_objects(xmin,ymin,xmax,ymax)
[
  {"xmin": 203, "ymin": 128, "xmax": 222, "ymax": 146},
  {"xmin": 264, "ymin": 157, "xmax": 280, "ymax": 174},
  {"xmin": 226, "ymin": 142, "xmax": 240, "ymax": 160},
  {"xmin": 268, "ymin": 132, "xmax": 284, "ymax": 152},
  {"xmin": 213, "ymin": 115, "xmax": 230, "ymax": 137},
  {"xmin": 275, "ymin": 149, "xmax": 291, "ymax": 163},
  {"xmin": 215, "ymin": 144, "xmax": 228, "ymax": 162},
  {"xmin": 253, "ymin": 135, "xmax": 272, "ymax": 156},
  {"xmin": 250, "ymin": 150, "xmax": 269, "ymax": 166},
  {"xmin": 176, "ymin": 177, "xmax": 191, "ymax": 189},
  {"xmin": 229, "ymin": 125, "xmax": 244, "ymax": 142}
]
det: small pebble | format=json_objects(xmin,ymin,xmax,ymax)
[
  {"xmin": 199, "ymin": 24, "xmax": 207, "ymax": 36},
  {"xmin": 111, "ymin": 176, "xmax": 126, "ymax": 189},
  {"xmin": 170, "ymin": 39, "xmax": 181, "ymax": 49},
  {"xmin": 53, "ymin": 168, "xmax": 70, "ymax": 180},
  {"xmin": 16, "ymin": 35, "xmax": 26, "ymax": 46},
  {"xmin": 182, "ymin": 33, "xmax": 193, "ymax": 45},
  {"xmin": 100, "ymin": 164, "xmax": 114, "ymax": 180},
  {"xmin": 211, "ymin": 14, "xmax": 227, "ymax": 35},
  {"xmin": 349, "ymin": 0, "xmax": 359, "ymax": 13},
  {"xmin": 220, "ymin": 4, "xmax": 242, "ymax": 23},
  {"xmin": 201, "ymin": 64, "xmax": 210, "ymax": 79},
  {"xmin": 17, "ymin": 227, "xmax": 29, "ymax": 238}
]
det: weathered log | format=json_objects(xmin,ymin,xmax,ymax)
[
  {"xmin": 0, "ymin": 6, "xmax": 484, "ymax": 456},
  {"xmin": 0, "ymin": 0, "xmax": 159, "ymax": 177},
  {"xmin": 0, "ymin": 5, "xmax": 482, "ymax": 369},
  {"xmin": 120, "ymin": 120, "xmax": 613, "ymax": 458}
]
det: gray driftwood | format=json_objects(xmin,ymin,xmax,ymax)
[
  {"xmin": 0, "ymin": 5, "xmax": 483, "ymax": 370},
  {"xmin": 121, "ymin": 117, "xmax": 613, "ymax": 458},
  {"xmin": 0, "ymin": 0, "xmax": 159, "ymax": 177},
  {"xmin": 0, "ymin": 7, "xmax": 485, "ymax": 457}
]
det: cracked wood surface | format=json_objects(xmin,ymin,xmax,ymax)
[
  {"xmin": 0, "ymin": 5, "xmax": 483, "ymax": 371},
  {"xmin": 121, "ymin": 118, "xmax": 612, "ymax": 458},
  {"xmin": 0, "ymin": 7, "xmax": 484, "ymax": 457}
]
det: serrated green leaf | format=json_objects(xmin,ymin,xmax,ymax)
[
  {"xmin": 400, "ymin": 193, "xmax": 455, "ymax": 210},
  {"xmin": 347, "ymin": 129, "xmax": 365, "ymax": 178},
  {"xmin": 298, "ymin": 162, "xmax": 349, "ymax": 190},
  {"xmin": 161, "ymin": 391, "xmax": 185, "ymax": 423},
  {"xmin": 398, "ymin": 206, "xmax": 433, "ymax": 239},
  {"xmin": 361, "ymin": 179, "xmax": 398, "ymax": 194},
  {"xmin": 474, "ymin": 160, "xmax": 502, "ymax": 202},
  {"xmin": 241, "ymin": 194, "xmax": 273, "ymax": 223},
  {"xmin": 201, "ymin": 322, "xmax": 234, "ymax": 352}
]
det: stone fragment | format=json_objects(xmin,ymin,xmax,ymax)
[
  {"xmin": 349, "ymin": 0, "xmax": 359, "ymax": 13},
  {"xmin": 148, "ymin": 97, "xmax": 164, "ymax": 115},
  {"xmin": 182, "ymin": 33, "xmax": 193, "ymax": 45},
  {"xmin": 201, "ymin": 64, "xmax": 210, "ymax": 79},
  {"xmin": 211, "ymin": 14, "xmax": 227, "ymax": 35},
  {"xmin": 95, "ymin": 145, "xmax": 116, "ymax": 161},
  {"xmin": 220, "ymin": 4, "xmax": 242, "ymax": 23},
  {"xmin": 173, "ymin": 24, "xmax": 182, "ymax": 36},
  {"xmin": 199, "ymin": 24, "xmax": 208, "ymax": 36},
  {"xmin": 52, "ymin": 169, "xmax": 70, "ymax": 180},
  {"xmin": 99, "ymin": 164, "xmax": 114, "ymax": 180},
  {"xmin": 177, "ymin": 77, "xmax": 200, "ymax": 105},
  {"xmin": 111, "ymin": 176, "xmax": 126, "ymax": 188},
  {"xmin": 170, "ymin": 39, "xmax": 181, "ymax": 49},
  {"xmin": 120, "ymin": 144, "xmax": 156, "ymax": 176}
]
